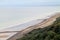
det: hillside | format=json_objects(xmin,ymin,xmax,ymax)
[{"xmin": 17, "ymin": 17, "xmax": 60, "ymax": 40}]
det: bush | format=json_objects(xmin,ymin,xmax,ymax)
[{"xmin": 17, "ymin": 17, "xmax": 60, "ymax": 40}]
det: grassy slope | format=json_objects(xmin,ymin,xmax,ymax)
[{"xmin": 17, "ymin": 17, "xmax": 60, "ymax": 40}]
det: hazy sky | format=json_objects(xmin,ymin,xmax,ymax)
[{"xmin": 0, "ymin": 0, "xmax": 60, "ymax": 7}]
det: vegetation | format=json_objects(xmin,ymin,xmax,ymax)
[{"xmin": 17, "ymin": 17, "xmax": 60, "ymax": 40}]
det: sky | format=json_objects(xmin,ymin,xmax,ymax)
[{"xmin": 0, "ymin": 0, "xmax": 60, "ymax": 7}]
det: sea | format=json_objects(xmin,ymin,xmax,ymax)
[{"xmin": 0, "ymin": 6, "xmax": 60, "ymax": 30}]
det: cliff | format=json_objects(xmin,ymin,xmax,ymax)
[{"xmin": 18, "ymin": 16, "xmax": 60, "ymax": 40}]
